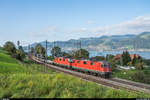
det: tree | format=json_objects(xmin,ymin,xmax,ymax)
[
  {"xmin": 35, "ymin": 44, "xmax": 46, "ymax": 58},
  {"xmin": 17, "ymin": 40, "xmax": 20, "ymax": 49},
  {"xmin": 51, "ymin": 46, "xmax": 61, "ymax": 57},
  {"xmin": 106, "ymin": 54, "xmax": 115, "ymax": 61},
  {"xmin": 122, "ymin": 50, "xmax": 131, "ymax": 66},
  {"xmin": 132, "ymin": 54, "xmax": 137, "ymax": 66},
  {"xmin": 18, "ymin": 46, "xmax": 24, "ymax": 51},
  {"xmin": 3, "ymin": 41, "xmax": 16, "ymax": 54},
  {"xmin": 62, "ymin": 51, "xmax": 72, "ymax": 58},
  {"xmin": 137, "ymin": 56, "xmax": 143, "ymax": 63},
  {"xmin": 73, "ymin": 49, "xmax": 89, "ymax": 59},
  {"xmin": 109, "ymin": 60, "xmax": 116, "ymax": 71},
  {"xmin": 90, "ymin": 56, "xmax": 105, "ymax": 61},
  {"xmin": 15, "ymin": 49, "xmax": 25, "ymax": 61}
]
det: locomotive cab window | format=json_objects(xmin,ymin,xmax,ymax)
[
  {"xmin": 59, "ymin": 58, "xmax": 62, "ymax": 61},
  {"xmin": 77, "ymin": 61, "xmax": 80, "ymax": 64},
  {"xmin": 63, "ymin": 58, "xmax": 65, "ymax": 61},
  {"xmin": 90, "ymin": 62, "xmax": 94, "ymax": 65},
  {"xmin": 83, "ymin": 61, "xmax": 87, "ymax": 64},
  {"xmin": 68, "ymin": 59, "xmax": 73, "ymax": 63},
  {"xmin": 102, "ymin": 64, "xmax": 107, "ymax": 67}
]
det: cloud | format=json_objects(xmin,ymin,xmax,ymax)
[
  {"xmin": 27, "ymin": 15, "xmax": 150, "ymax": 42},
  {"xmin": 67, "ymin": 15, "xmax": 150, "ymax": 38},
  {"xmin": 91, "ymin": 15, "xmax": 150, "ymax": 36}
]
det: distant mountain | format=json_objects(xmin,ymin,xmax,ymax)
[{"xmin": 23, "ymin": 32, "xmax": 150, "ymax": 52}]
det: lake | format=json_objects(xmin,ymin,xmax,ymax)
[
  {"xmin": 89, "ymin": 51, "xmax": 150, "ymax": 59},
  {"xmin": 47, "ymin": 50, "xmax": 150, "ymax": 59}
]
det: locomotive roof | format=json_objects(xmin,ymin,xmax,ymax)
[{"xmin": 55, "ymin": 56, "xmax": 109, "ymax": 63}]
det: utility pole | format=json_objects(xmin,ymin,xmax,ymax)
[
  {"xmin": 53, "ymin": 41, "xmax": 55, "ymax": 57},
  {"xmin": 45, "ymin": 40, "xmax": 48, "ymax": 72},
  {"xmin": 28, "ymin": 44, "xmax": 30, "ymax": 56},
  {"xmin": 79, "ymin": 40, "xmax": 81, "ymax": 59},
  {"xmin": 80, "ymin": 40, "xmax": 81, "ymax": 49}
]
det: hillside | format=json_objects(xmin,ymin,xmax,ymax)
[
  {"xmin": 24, "ymin": 32, "xmax": 150, "ymax": 52},
  {"xmin": 0, "ymin": 48, "xmax": 150, "ymax": 98}
]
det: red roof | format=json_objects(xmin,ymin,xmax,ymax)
[{"xmin": 114, "ymin": 54, "xmax": 139, "ymax": 60}]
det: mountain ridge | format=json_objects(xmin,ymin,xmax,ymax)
[{"xmin": 23, "ymin": 32, "xmax": 150, "ymax": 52}]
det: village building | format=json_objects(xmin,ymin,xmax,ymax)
[{"xmin": 114, "ymin": 54, "xmax": 140, "ymax": 60}]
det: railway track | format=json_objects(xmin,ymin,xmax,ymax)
[{"xmin": 29, "ymin": 56, "xmax": 150, "ymax": 94}]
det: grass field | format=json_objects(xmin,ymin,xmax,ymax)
[{"xmin": 0, "ymin": 48, "xmax": 150, "ymax": 98}]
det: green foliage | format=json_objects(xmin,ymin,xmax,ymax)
[
  {"xmin": 3, "ymin": 41, "xmax": 26, "ymax": 61},
  {"xmin": 132, "ymin": 54, "xmax": 137, "ymax": 66},
  {"xmin": 109, "ymin": 60, "xmax": 117, "ymax": 71},
  {"xmin": 61, "ymin": 52, "xmax": 72, "ymax": 58},
  {"xmin": 90, "ymin": 56, "xmax": 105, "ymax": 61},
  {"xmin": 73, "ymin": 49, "xmax": 89, "ymax": 59},
  {"xmin": 51, "ymin": 46, "xmax": 61, "ymax": 57},
  {"xmin": 35, "ymin": 44, "xmax": 46, "ymax": 58},
  {"xmin": 17, "ymin": 40, "xmax": 20, "ymax": 48},
  {"xmin": 15, "ymin": 49, "xmax": 26, "ymax": 61},
  {"xmin": 3, "ymin": 41, "xmax": 16, "ymax": 55},
  {"xmin": 135, "ymin": 62, "xmax": 144, "ymax": 70},
  {"xmin": 18, "ymin": 46, "xmax": 23, "ymax": 51},
  {"xmin": 47, "ymin": 56, "xmax": 54, "ymax": 61},
  {"xmin": 106, "ymin": 54, "xmax": 115, "ymax": 61},
  {"xmin": 127, "ymin": 61, "xmax": 132, "ymax": 66},
  {"xmin": 121, "ymin": 50, "xmax": 131, "ymax": 66}
]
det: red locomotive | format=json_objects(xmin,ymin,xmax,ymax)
[{"xmin": 53, "ymin": 57, "xmax": 111, "ymax": 78}]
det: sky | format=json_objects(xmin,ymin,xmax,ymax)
[{"xmin": 0, "ymin": 0, "xmax": 150, "ymax": 46}]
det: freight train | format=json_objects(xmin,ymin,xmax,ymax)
[{"xmin": 53, "ymin": 57, "xmax": 111, "ymax": 78}]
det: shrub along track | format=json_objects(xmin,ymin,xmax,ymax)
[{"xmin": 29, "ymin": 55, "xmax": 150, "ymax": 94}]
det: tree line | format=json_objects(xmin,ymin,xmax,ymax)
[
  {"xmin": 31, "ymin": 43, "xmax": 89, "ymax": 60},
  {"xmin": 2, "ymin": 41, "xmax": 147, "ymax": 71}
]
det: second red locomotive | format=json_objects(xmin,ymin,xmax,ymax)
[{"xmin": 53, "ymin": 57, "xmax": 111, "ymax": 78}]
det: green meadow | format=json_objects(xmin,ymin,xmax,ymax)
[{"xmin": 0, "ymin": 48, "xmax": 150, "ymax": 98}]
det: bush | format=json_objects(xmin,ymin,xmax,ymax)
[
  {"xmin": 135, "ymin": 62, "xmax": 144, "ymax": 70},
  {"xmin": 109, "ymin": 60, "xmax": 117, "ymax": 71},
  {"xmin": 47, "ymin": 56, "xmax": 54, "ymax": 61},
  {"xmin": 90, "ymin": 56, "xmax": 105, "ymax": 61},
  {"xmin": 131, "ymin": 71, "xmax": 147, "ymax": 83}
]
